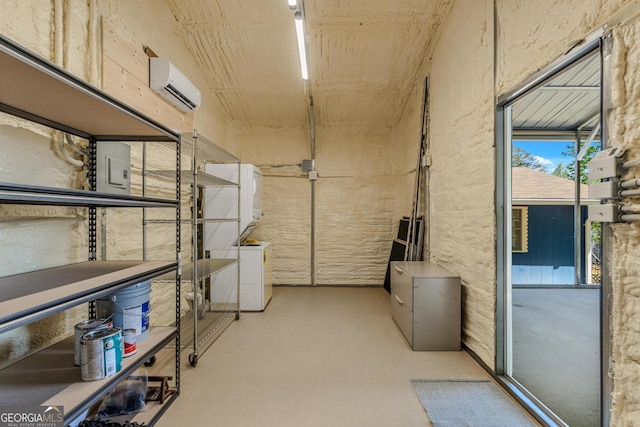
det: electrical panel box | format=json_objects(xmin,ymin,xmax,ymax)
[
  {"xmin": 588, "ymin": 147, "xmax": 624, "ymax": 180},
  {"xmin": 589, "ymin": 181, "xmax": 619, "ymax": 200},
  {"xmin": 96, "ymin": 142, "xmax": 131, "ymax": 194},
  {"xmin": 588, "ymin": 204, "xmax": 618, "ymax": 223}
]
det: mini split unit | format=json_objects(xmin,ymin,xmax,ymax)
[{"xmin": 149, "ymin": 57, "xmax": 201, "ymax": 112}]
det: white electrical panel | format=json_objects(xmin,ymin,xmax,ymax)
[{"xmin": 96, "ymin": 142, "xmax": 131, "ymax": 194}]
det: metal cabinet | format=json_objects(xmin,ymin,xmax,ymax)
[{"xmin": 390, "ymin": 261, "xmax": 461, "ymax": 351}]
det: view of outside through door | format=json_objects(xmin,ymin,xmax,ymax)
[
  {"xmin": 506, "ymin": 51, "xmax": 602, "ymax": 427},
  {"xmin": 511, "ymin": 139, "xmax": 600, "ymax": 427}
]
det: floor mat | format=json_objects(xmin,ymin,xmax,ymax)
[{"xmin": 411, "ymin": 380, "xmax": 538, "ymax": 427}]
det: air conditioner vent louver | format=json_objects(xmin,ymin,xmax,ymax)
[{"xmin": 164, "ymin": 84, "xmax": 197, "ymax": 110}]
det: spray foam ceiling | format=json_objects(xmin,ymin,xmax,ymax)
[{"xmin": 166, "ymin": 0, "xmax": 453, "ymax": 129}]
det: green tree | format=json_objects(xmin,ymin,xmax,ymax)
[
  {"xmin": 552, "ymin": 143, "xmax": 599, "ymax": 184},
  {"xmin": 552, "ymin": 142, "xmax": 602, "ymax": 248},
  {"xmin": 512, "ymin": 146, "xmax": 548, "ymax": 172}
]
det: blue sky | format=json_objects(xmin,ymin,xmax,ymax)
[
  {"xmin": 513, "ymin": 140, "xmax": 569, "ymax": 173},
  {"xmin": 513, "ymin": 140, "xmax": 599, "ymax": 173}
]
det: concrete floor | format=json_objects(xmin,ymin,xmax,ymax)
[
  {"xmin": 157, "ymin": 286, "xmax": 507, "ymax": 427},
  {"xmin": 512, "ymin": 288, "xmax": 600, "ymax": 427}
]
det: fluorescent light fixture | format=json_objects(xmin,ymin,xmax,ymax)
[
  {"xmin": 294, "ymin": 12, "xmax": 309, "ymax": 80},
  {"xmin": 288, "ymin": 0, "xmax": 297, "ymax": 10}
]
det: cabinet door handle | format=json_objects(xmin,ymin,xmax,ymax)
[
  {"xmin": 394, "ymin": 294, "xmax": 404, "ymax": 305},
  {"xmin": 394, "ymin": 265, "xmax": 403, "ymax": 274}
]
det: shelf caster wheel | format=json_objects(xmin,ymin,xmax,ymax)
[
  {"xmin": 235, "ymin": 312, "xmax": 240, "ymax": 320},
  {"xmin": 144, "ymin": 355, "xmax": 156, "ymax": 367},
  {"xmin": 189, "ymin": 353, "xmax": 198, "ymax": 367}
]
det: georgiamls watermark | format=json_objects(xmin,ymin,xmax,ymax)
[{"xmin": 0, "ymin": 406, "xmax": 63, "ymax": 427}]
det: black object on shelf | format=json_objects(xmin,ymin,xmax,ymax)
[{"xmin": 383, "ymin": 216, "xmax": 424, "ymax": 293}]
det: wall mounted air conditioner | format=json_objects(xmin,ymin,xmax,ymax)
[{"xmin": 149, "ymin": 57, "xmax": 201, "ymax": 112}]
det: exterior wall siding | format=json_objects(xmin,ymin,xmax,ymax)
[{"xmin": 512, "ymin": 205, "xmax": 588, "ymax": 285}]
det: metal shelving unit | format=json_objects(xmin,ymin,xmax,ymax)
[
  {"xmin": 0, "ymin": 34, "xmax": 181, "ymax": 425},
  {"xmin": 146, "ymin": 132, "xmax": 239, "ymax": 367},
  {"xmin": 180, "ymin": 132, "xmax": 240, "ymax": 367}
]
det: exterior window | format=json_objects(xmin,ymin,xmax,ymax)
[{"xmin": 512, "ymin": 206, "xmax": 528, "ymax": 253}]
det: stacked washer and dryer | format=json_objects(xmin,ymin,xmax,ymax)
[{"xmin": 204, "ymin": 164, "xmax": 273, "ymax": 311}]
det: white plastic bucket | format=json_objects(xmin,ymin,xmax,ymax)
[{"xmin": 97, "ymin": 280, "xmax": 151, "ymax": 342}]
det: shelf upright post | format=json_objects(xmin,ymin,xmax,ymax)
[
  {"xmin": 88, "ymin": 137, "xmax": 97, "ymax": 320},
  {"xmin": 236, "ymin": 159, "xmax": 241, "ymax": 320},
  {"xmin": 191, "ymin": 131, "xmax": 200, "ymax": 363},
  {"xmin": 175, "ymin": 133, "xmax": 182, "ymax": 394},
  {"xmin": 142, "ymin": 142, "xmax": 148, "ymax": 261}
]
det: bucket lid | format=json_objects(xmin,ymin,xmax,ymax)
[{"xmin": 81, "ymin": 327, "xmax": 121, "ymax": 341}]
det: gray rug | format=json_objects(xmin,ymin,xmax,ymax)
[{"xmin": 411, "ymin": 380, "xmax": 537, "ymax": 427}]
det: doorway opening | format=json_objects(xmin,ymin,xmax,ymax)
[{"xmin": 496, "ymin": 36, "xmax": 609, "ymax": 427}]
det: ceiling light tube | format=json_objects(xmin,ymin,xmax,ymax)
[
  {"xmin": 294, "ymin": 12, "xmax": 309, "ymax": 80},
  {"xmin": 288, "ymin": 0, "xmax": 297, "ymax": 10}
]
